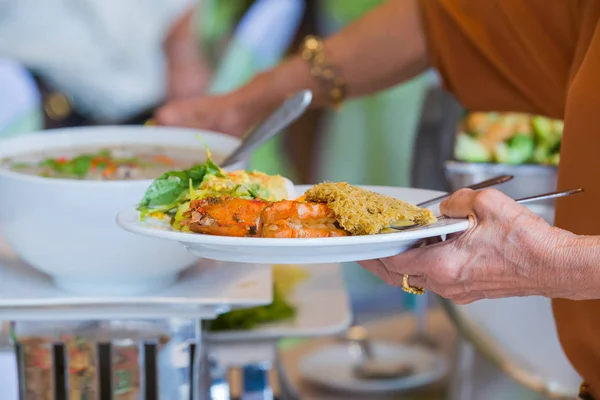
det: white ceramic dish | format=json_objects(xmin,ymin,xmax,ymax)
[
  {"xmin": 0, "ymin": 236, "xmax": 272, "ymax": 320},
  {"xmin": 298, "ymin": 342, "xmax": 449, "ymax": 394},
  {"xmin": 206, "ymin": 263, "xmax": 352, "ymax": 342},
  {"xmin": 117, "ymin": 186, "xmax": 469, "ymax": 264},
  {"xmin": 0, "ymin": 126, "xmax": 246, "ymax": 295}
]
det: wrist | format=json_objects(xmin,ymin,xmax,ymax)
[
  {"xmin": 537, "ymin": 226, "xmax": 598, "ymax": 300},
  {"xmin": 166, "ymin": 40, "xmax": 205, "ymax": 67},
  {"xmin": 561, "ymin": 234, "xmax": 600, "ymax": 300},
  {"xmin": 237, "ymin": 56, "xmax": 333, "ymax": 118}
]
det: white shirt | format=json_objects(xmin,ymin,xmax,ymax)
[
  {"xmin": 0, "ymin": 0, "xmax": 193, "ymax": 122},
  {"xmin": 0, "ymin": 58, "xmax": 40, "ymax": 131}
]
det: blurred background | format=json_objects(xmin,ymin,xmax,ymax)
[
  {"xmin": 0, "ymin": 0, "xmax": 570, "ymax": 399},
  {"xmin": 0, "ymin": 0, "xmax": 436, "ymax": 315},
  {"xmin": 0, "ymin": 0, "xmax": 562, "ymax": 314}
]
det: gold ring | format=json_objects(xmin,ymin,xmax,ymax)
[{"xmin": 402, "ymin": 274, "xmax": 425, "ymax": 295}]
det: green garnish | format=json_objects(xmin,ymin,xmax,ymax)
[
  {"xmin": 137, "ymin": 138, "xmax": 226, "ymax": 215},
  {"xmin": 39, "ymin": 154, "xmax": 94, "ymax": 178},
  {"xmin": 206, "ymin": 286, "xmax": 296, "ymax": 331}
]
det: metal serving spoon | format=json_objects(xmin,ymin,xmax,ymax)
[
  {"xmin": 220, "ymin": 90, "xmax": 313, "ymax": 168},
  {"xmin": 391, "ymin": 188, "xmax": 584, "ymax": 231},
  {"xmin": 346, "ymin": 323, "xmax": 415, "ymax": 380}
]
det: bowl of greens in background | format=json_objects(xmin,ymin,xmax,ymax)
[
  {"xmin": 0, "ymin": 126, "xmax": 247, "ymax": 295},
  {"xmin": 446, "ymin": 112, "xmax": 560, "ymax": 205}
]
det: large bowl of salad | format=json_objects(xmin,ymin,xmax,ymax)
[
  {"xmin": 453, "ymin": 112, "xmax": 562, "ymax": 166},
  {"xmin": 446, "ymin": 112, "xmax": 560, "ymax": 202}
]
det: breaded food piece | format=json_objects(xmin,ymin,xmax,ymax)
[{"xmin": 304, "ymin": 182, "xmax": 437, "ymax": 235}]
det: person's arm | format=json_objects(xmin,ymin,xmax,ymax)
[
  {"xmin": 154, "ymin": 0, "xmax": 429, "ymax": 131},
  {"xmin": 163, "ymin": 7, "xmax": 211, "ymax": 99},
  {"xmin": 241, "ymin": 0, "xmax": 428, "ymax": 110},
  {"xmin": 547, "ymin": 233, "xmax": 600, "ymax": 300},
  {"xmin": 155, "ymin": 0, "xmax": 574, "ymax": 135}
]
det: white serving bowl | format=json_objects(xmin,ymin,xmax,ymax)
[{"xmin": 0, "ymin": 126, "xmax": 245, "ymax": 295}]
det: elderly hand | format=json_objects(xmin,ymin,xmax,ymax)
[{"xmin": 359, "ymin": 188, "xmax": 581, "ymax": 304}]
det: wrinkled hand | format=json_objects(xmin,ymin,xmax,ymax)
[{"xmin": 359, "ymin": 188, "xmax": 572, "ymax": 304}]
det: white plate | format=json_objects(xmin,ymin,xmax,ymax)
[
  {"xmin": 0, "ymin": 238, "xmax": 272, "ymax": 319},
  {"xmin": 117, "ymin": 186, "xmax": 469, "ymax": 264},
  {"xmin": 298, "ymin": 342, "xmax": 449, "ymax": 394},
  {"xmin": 206, "ymin": 263, "xmax": 352, "ymax": 342}
]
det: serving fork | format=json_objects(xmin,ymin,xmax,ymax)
[{"xmin": 391, "ymin": 188, "xmax": 584, "ymax": 231}]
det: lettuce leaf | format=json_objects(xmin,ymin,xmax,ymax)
[{"xmin": 137, "ymin": 140, "xmax": 226, "ymax": 214}]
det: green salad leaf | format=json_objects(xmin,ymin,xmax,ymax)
[
  {"xmin": 454, "ymin": 132, "xmax": 492, "ymax": 163},
  {"xmin": 71, "ymin": 155, "xmax": 94, "ymax": 176},
  {"xmin": 206, "ymin": 286, "xmax": 296, "ymax": 331},
  {"xmin": 39, "ymin": 154, "xmax": 94, "ymax": 178},
  {"xmin": 138, "ymin": 170, "xmax": 190, "ymax": 209},
  {"xmin": 137, "ymin": 139, "xmax": 227, "ymax": 215}
]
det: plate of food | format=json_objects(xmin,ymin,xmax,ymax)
[{"xmin": 116, "ymin": 151, "xmax": 469, "ymax": 264}]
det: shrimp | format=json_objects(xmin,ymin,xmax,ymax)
[
  {"xmin": 182, "ymin": 197, "xmax": 349, "ymax": 238},
  {"xmin": 261, "ymin": 200, "xmax": 348, "ymax": 238},
  {"xmin": 186, "ymin": 197, "xmax": 268, "ymax": 237}
]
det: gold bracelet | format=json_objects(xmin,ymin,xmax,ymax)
[{"xmin": 300, "ymin": 35, "xmax": 346, "ymax": 110}]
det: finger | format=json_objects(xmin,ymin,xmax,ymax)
[
  {"xmin": 379, "ymin": 238, "xmax": 458, "ymax": 277},
  {"xmin": 451, "ymin": 294, "xmax": 482, "ymax": 305},
  {"xmin": 443, "ymin": 188, "xmax": 525, "ymax": 222},
  {"xmin": 447, "ymin": 286, "xmax": 538, "ymax": 304},
  {"xmin": 420, "ymin": 236, "xmax": 444, "ymax": 246},
  {"xmin": 358, "ymin": 259, "xmax": 404, "ymax": 287},
  {"xmin": 154, "ymin": 101, "xmax": 198, "ymax": 127},
  {"xmin": 446, "ymin": 231, "xmax": 464, "ymax": 241},
  {"xmin": 154, "ymin": 103, "xmax": 182, "ymax": 126},
  {"xmin": 407, "ymin": 274, "xmax": 427, "ymax": 289},
  {"xmin": 439, "ymin": 188, "xmax": 478, "ymax": 218}
]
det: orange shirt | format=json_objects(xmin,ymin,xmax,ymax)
[{"xmin": 420, "ymin": 0, "xmax": 600, "ymax": 393}]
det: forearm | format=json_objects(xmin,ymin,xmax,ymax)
[
  {"xmin": 237, "ymin": 0, "xmax": 429, "ymax": 111},
  {"xmin": 164, "ymin": 8, "xmax": 205, "ymax": 67},
  {"xmin": 163, "ymin": 6, "xmax": 212, "ymax": 99}
]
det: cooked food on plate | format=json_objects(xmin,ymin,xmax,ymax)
[
  {"xmin": 304, "ymin": 182, "xmax": 436, "ymax": 235},
  {"xmin": 0, "ymin": 144, "xmax": 222, "ymax": 180},
  {"xmin": 454, "ymin": 112, "xmax": 562, "ymax": 166},
  {"xmin": 182, "ymin": 197, "xmax": 349, "ymax": 238},
  {"xmin": 137, "ymin": 148, "xmax": 290, "ymax": 222},
  {"xmin": 138, "ymin": 148, "xmax": 437, "ymax": 238}
]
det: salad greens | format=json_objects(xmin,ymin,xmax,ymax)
[
  {"xmin": 454, "ymin": 133, "xmax": 491, "ymax": 163},
  {"xmin": 206, "ymin": 286, "xmax": 296, "ymax": 331},
  {"xmin": 207, "ymin": 265, "xmax": 309, "ymax": 332},
  {"xmin": 137, "ymin": 148, "xmax": 225, "ymax": 215},
  {"xmin": 137, "ymin": 140, "xmax": 290, "ymax": 224},
  {"xmin": 494, "ymin": 134, "xmax": 535, "ymax": 164},
  {"xmin": 455, "ymin": 112, "xmax": 562, "ymax": 166}
]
